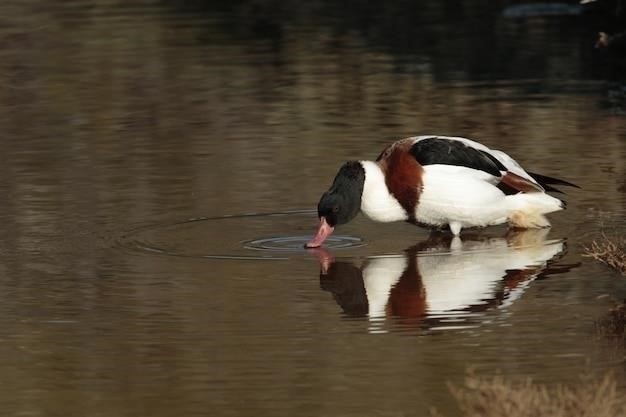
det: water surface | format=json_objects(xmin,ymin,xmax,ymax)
[{"xmin": 0, "ymin": 1, "xmax": 625, "ymax": 416}]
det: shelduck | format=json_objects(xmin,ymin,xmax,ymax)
[{"xmin": 306, "ymin": 136, "xmax": 578, "ymax": 248}]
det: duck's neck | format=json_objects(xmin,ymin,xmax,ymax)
[{"xmin": 360, "ymin": 161, "xmax": 409, "ymax": 223}]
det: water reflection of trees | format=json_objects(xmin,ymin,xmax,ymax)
[{"xmin": 164, "ymin": 0, "xmax": 598, "ymax": 81}]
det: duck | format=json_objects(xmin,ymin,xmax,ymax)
[{"xmin": 306, "ymin": 135, "xmax": 578, "ymax": 248}]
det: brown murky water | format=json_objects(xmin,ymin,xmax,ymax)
[{"xmin": 1, "ymin": 1, "xmax": 625, "ymax": 416}]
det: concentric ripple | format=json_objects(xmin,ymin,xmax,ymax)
[
  {"xmin": 244, "ymin": 235, "xmax": 364, "ymax": 251},
  {"xmin": 116, "ymin": 210, "xmax": 365, "ymax": 260}
]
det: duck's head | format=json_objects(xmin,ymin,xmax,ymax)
[{"xmin": 306, "ymin": 161, "xmax": 365, "ymax": 248}]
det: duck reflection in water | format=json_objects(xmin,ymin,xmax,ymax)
[{"xmin": 313, "ymin": 229, "xmax": 575, "ymax": 330}]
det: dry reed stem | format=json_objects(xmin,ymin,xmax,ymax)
[
  {"xmin": 596, "ymin": 302, "xmax": 626, "ymax": 340},
  {"xmin": 583, "ymin": 235, "xmax": 626, "ymax": 275}
]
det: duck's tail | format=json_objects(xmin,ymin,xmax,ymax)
[
  {"xmin": 528, "ymin": 172, "xmax": 580, "ymax": 194},
  {"xmin": 505, "ymin": 192, "xmax": 564, "ymax": 228}
]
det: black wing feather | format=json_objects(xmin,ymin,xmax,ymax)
[
  {"xmin": 409, "ymin": 137, "xmax": 505, "ymax": 177},
  {"xmin": 527, "ymin": 172, "xmax": 580, "ymax": 189}
]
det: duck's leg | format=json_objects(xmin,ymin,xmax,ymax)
[
  {"xmin": 450, "ymin": 236, "xmax": 462, "ymax": 251},
  {"xmin": 449, "ymin": 221, "xmax": 462, "ymax": 236}
]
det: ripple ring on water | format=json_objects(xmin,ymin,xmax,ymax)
[{"xmin": 116, "ymin": 209, "xmax": 365, "ymax": 260}]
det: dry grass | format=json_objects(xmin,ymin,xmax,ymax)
[
  {"xmin": 583, "ymin": 235, "xmax": 626, "ymax": 275},
  {"xmin": 436, "ymin": 372, "xmax": 626, "ymax": 417}
]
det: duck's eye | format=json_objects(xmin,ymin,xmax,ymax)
[{"xmin": 332, "ymin": 206, "xmax": 339, "ymax": 213}]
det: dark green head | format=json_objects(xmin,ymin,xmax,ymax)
[
  {"xmin": 317, "ymin": 161, "xmax": 365, "ymax": 227},
  {"xmin": 307, "ymin": 161, "xmax": 365, "ymax": 248}
]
